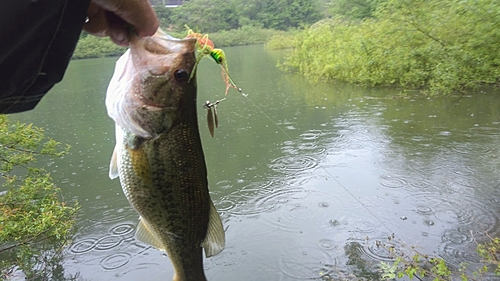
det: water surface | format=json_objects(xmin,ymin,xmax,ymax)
[{"xmin": 10, "ymin": 45, "xmax": 500, "ymax": 280}]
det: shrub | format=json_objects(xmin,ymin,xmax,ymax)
[
  {"xmin": 282, "ymin": 0, "xmax": 500, "ymax": 95},
  {"xmin": 0, "ymin": 115, "xmax": 77, "ymax": 280}
]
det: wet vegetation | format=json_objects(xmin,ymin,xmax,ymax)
[
  {"xmin": 379, "ymin": 235, "xmax": 500, "ymax": 280},
  {"xmin": 277, "ymin": 0, "xmax": 500, "ymax": 95},
  {"xmin": 0, "ymin": 116, "xmax": 78, "ymax": 280},
  {"xmin": 150, "ymin": 0, "xmax": 321, "ymax": 32}
]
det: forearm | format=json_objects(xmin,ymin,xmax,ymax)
[{"xmin": 0, "ymin": 0, "xmax": 91, "ymax": 113}]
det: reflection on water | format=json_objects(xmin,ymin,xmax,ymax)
[{"xmin": 9, "ymin": 45, "xmax": 500, "ymax": 280}]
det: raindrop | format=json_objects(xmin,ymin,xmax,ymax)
[
  {"xmin": 423, "ymin": 219, "xmax": 435, "ymax": 226},
  {"xmin": 318, "ymin": 202, "xmax": 330, "ymax": 208},
  {"xmin": 318, "ymin": 239, "xmax": 337, "ymax": 250},
  {"xmin": 416, "ymin": 206, "xmax": 434, "ymax": 215},
  {"xmin": 329, "ymin": 220, "xmax": 341, "ymax": 227}
]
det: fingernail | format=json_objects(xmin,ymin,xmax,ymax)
[
  {"xmin": 115, "ymin": 30, "xmax": 126, "ymax": 42},
  {"xmin": 112, "ymin": 29, "xmax": 129, "ymax": 46}
]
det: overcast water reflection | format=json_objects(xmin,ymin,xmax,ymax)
[{"xmin": 10, "ymin": 45, "xmax": 500, "ymax": 280}]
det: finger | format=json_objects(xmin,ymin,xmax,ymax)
[
  {"xmin": 108, "ymin": 26, "xmax": 130, "ymax": 46},
  {"xmin": 83, "ymin": 2, "xmax": 108, "ymax": 37},
  {"xmin": 118, "ymin": 2, "xmax": 159, "ymax": 37},
  {"xmin": 105, "ymin": 11, "xmax": 131, "ymax": 46},
  {"xmin": 95, "ymin": 0, "xmax": 159, "ymax": 37}
]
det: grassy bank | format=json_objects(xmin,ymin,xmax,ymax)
[
  {"xmin": 271, "ymin": 0, "xmax": 500, "ymax": 95},
  {"xmin": 72, "ymin": 35, "xmax": 126, "ymax": 60}
]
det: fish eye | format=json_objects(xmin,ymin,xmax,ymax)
[{"xmin": 174, "ymin": 69, "xmax": 189, "ymax": 83}]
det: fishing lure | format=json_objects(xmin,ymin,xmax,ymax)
[
  {"xmin": 185, "ymin": 26, "xmax": 243, "ymax": 96},
  {"xmin": 185, "ymin": 26, "xmax": 245, "ymax": 137}
]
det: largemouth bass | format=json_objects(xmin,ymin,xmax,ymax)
[{"xmin": 105, "ymin": 29, "xmax": 225, "ymax": 281}]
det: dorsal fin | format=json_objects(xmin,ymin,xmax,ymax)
[{"xmin": 202, "ymin": 199, "xmax": 225, "ymax": 257}]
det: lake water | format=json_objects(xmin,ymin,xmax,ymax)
[{"xmin": 9, "ymin": 45, "xmax": 500, "ymax": 280}]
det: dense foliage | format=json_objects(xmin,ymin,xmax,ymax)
[
  {"xmin": 321, "ymin": 0, "xmax": 386, "ymax": 19},
  {"xmin": 152, "ymin": 0, "xmax": 322, "ymax": 32},
  {"xmin": 168, "ymin": 0, "xmax": 241, "ymax": 33},
  {"xmin": 73, "ymin": 33, "xmax": 126, "ymax": 60},
  {"xmin": 280, "ymin": 0, "xmax": 500, "ymax": 94},
  {"xmin": 205, "ymin": 26, "xmax": 286, "ymax": 47},
  {"xmin": 0, "ymin": 115, "xmax": 77, "ymax": 280}
]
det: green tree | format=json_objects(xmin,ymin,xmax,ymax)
[
  {"xmin": 166, "ymin": 0, "xmax": 323, "ymax": 32},
  {"xmin": 153, "ymin": 6, "xmax": 174, "ymax": 29},
  {"xmin": 170, "ymin": 0, "xmax": 241, "ymax": 32},
  {"xmin": 325, "ymin": 0, "xmax": 386, "ymax": 19},
  {"xmin": 0, "ymin": 115, "xmax": 77, "ymax": 280},
  {"xmin": 243, "ymin": 0, "xmax": 322, "ymax": 30}
]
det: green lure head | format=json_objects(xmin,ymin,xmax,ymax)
[{"xmin": 210, "ymin": 49, "xmax": 225, "ymax": 65}]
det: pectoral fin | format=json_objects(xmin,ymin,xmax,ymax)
[
  {"xmin": 109, "ymin": 145, "xmax": 119, "ymax": 179},
  {"xmin": 127, "ymin": 145, "xmax": 153, "ymax": 186},
  {"xmin": 135, "ymin": 218, "xmax": 166, "ymax": 251},
  {"xmin": 202, "ymin": 199, "xmax": 225, "ymax": 257}
]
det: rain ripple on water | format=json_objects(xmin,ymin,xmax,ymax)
[
  {"xmin": 67, "ymin": 222, "xmax": 160, "ymax": 277},
  {"xmin": 277, "ymin": 245, "xmax": 339, "ymax": 280},
  {"xmin": 269, "ymin": 155, "xmax": 319, "ymax": 173}
]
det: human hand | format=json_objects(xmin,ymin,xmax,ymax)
[{"xmin": 83, "ymin": 0, "xmax": 159, "ymax": 46}]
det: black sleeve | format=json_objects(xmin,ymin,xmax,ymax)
[{"xmin": 0, "ymin": 0, "xmax": 91, "ymax": 114}]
